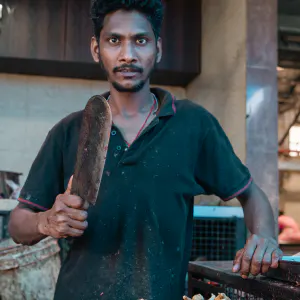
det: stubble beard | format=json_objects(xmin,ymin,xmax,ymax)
[{"xmin": 99, "ymin": 56, "xmax": 157, "ymax": 93}]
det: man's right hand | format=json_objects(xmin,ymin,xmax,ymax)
[{"xmin": 37, "ymin": 176, "xmax": 89, "ymax": 239}]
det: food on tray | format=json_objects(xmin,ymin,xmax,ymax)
[
  {"xmin": 183, "ymin": 295, "xmax": 204, "ymax": 300},
  {"xmin": 209, "ymin": 293, "xmax": 231, "ymax": 300},
  {"xmin": 192, "ymin": 295, "xmax": 204, "ymax": 300},
  {"xmin": 183, "ymin": 293, "xmax": 231, "ymax": 300}
]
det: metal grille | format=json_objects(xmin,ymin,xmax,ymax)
[
  {"xmin": 191, "ymin": 207, "xmax": 247, "ymax": 261},
  {"xmin": 224, "ymin": 287, "xmax": 264, "ymax": 300},
  {"xmin": 191, "ymin": 218, "xmax": 237, "ymax": 261},
  {"xmin": 190, "ymin": 279, "xmax": 268, "ymax": 300}
]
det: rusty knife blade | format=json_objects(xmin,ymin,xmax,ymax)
[{"xmin": 71, "ymin": 95, "xmax": 112, "ymax": 205}]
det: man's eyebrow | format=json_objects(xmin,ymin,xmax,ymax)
[
  {"xmin": 133, "ymin": 32, "xmax": 152, "ymax": 37},
  {"xmin": 103, "ymin": 31, "xmax": 152, "ymax": 37},
  {"xmin": 103, "ymin": 32, "xmax": 122, "ymax": 38}
]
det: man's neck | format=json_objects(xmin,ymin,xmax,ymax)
[{"xmin": 108, "ymin": 83, "xmax": 154, "ymax": 118}]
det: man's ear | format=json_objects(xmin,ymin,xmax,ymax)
[
  {"xmin": 156, "ymin": 37, "xmax": 162, "ymax": 63},
  {"xmin": 91, "ymin": 36, "xmax": 100, "ymax": 62}
]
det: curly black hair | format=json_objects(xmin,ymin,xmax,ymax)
[{"xmin": 90, "ymin": 0, "xmax": 164, "ymax": 41}]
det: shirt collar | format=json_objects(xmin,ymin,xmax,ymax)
[
  {"xmin": 151, "ymin": 87, "xmax": 176, "ymax": 117},
  {"xmin": 100, "ymin": 87, "xmax": 176, "ymax": 118}
]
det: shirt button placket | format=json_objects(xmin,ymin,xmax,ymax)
[{"xmin": 111, "ymin": 128, "xmax": 128, "ymax": 159}]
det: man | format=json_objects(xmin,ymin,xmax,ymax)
[{"xmin": 8, "ymin": 1, "xmax": 282, "ymax": 299}]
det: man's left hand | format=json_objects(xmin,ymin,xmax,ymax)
[{"xmin": 232, "ymin": 234, "xmax": 283, "ymax": 278}]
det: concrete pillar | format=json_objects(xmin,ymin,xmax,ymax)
[{"xmin": 245, "ymin": 0, "xmax": 278, "ymax": 231}]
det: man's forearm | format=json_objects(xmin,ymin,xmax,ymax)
[
  {"xmin": 237, "ymin": 182, "xmax": 276, "ymax": 240},
  {"xmin": 8, "ymin": 206, "xmax": 47, "ymax": 246}
]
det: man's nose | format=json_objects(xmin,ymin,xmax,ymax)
[{"xmin": 119, "ymin": 41, "xmax": 138, "ymax": 63}]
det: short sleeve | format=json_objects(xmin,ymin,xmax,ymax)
[
  {"xmin": 195, "ymin": 115, "xmax": 252, "ymax": 201},
  {"xmin": 18, "ymin": 124, "xmax": 65, "ymax": 211}
]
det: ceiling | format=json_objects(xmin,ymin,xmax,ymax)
[{"xmin": 278, "ymin": 0, "xmax": 300, "ymax": 68}]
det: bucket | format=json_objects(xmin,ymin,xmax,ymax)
[{"xmin": 0, "ymin": 237, "xmax": 61, "ymax": 300}]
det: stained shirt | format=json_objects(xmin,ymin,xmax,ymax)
[{"xmin": 18, "ymin": 88, "xmax": 252, "ymax": 300}]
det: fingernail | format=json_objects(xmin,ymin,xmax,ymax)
[
  {"xmin": 232, "ymin": 265, "xmax": 239, "ymax": 272},
  {"xmin": 242, "ymin": 275, "xmax": 248, "ymax": 279}
]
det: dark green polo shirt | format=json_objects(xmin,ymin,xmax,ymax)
[{"xmin": 18, "ymin": 88, "xmax": 252, "ymax": 300}]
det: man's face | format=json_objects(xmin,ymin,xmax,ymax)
[{"xmin": 91, "ymin": 10, "xmax": 162, "ymax": 92}]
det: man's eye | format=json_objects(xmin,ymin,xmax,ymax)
[
  {"xmin": 109, "ymin": 37, "xmax": 119, "ymax": 44},
  {"xmin": 136, "ymin": 38, "xmax": 147, "ymax": 45}
]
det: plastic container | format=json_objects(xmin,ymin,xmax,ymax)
[{"xmin": 0, "ymin": 237, "xmax": 61, "ymax": 300}]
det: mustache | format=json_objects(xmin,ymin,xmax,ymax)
[{"xmin": 113, "ymin": 64, "xmax": 143, "ymax": 73}]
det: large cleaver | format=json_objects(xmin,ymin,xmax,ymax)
[{"xmin": 71, "ymin": 95, "xmax": 112, "ymax": 205}]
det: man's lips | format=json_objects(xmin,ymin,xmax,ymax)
[
  {"xmin": 117, "ymin": 68, "xmax": 139, "ymax": 72},
  {"xmin": 116, "ymin": 68, "xmax": 141, "ymax": 77}
]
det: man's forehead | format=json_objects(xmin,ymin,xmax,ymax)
[{"xmin": 102, "ymin": 10, "xmax": 153, "ymax": 34}]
